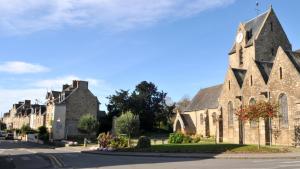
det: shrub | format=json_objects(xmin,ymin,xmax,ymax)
[
  {"xmin": 168, "ymin": 133, "xmax": 184, "ymax": 144},
  {"xmin": 20, "ymin": 124, "xmax": 36, "ymax": 136},
  {"xmin": 97, "ymin": 132, "xmax": 112, "ymax": 148},
  {"xmin": 192, "ymin": 136, "xmax": 202, "ymax": 143},
  {"xmin": 37, "ymin": 126, "xmax": 49, "ymax": 142},
  {"xmin": 136, "ymin": 136, "xmax": 151, "ymax": 149},
  {"xmin": 183, "ymin": 135, "xmax": 192, "ymax": 143},
  {"xmin": 110, "ymin": 135, "xmax": 128, "ymax": 149}
]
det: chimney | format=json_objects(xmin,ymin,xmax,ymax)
[
  {"xmin": 72, "ymin": 80, "xmax": 78, "ymax": 88},
  {"xmin": 77, "ymin": 80, "xmax": 88, "ymax": 89},
  {"xmin": 63, "ymin": 84, "xmax": 69, "ymax": 90}
]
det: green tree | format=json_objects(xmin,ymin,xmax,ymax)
[
  {"xmin": 37, "ymin": 126, "xmax": 49, "ymax": 142},
  {"xmin": 107, "ymin": 90, "xmax": 131, "ymax": 118},
  {"xmin": 115, "ymin": 111, "xmax": 139, "ymax": 147},
  {"xmin": 78, "ymin": 114, "xmax": 99, "ymax": 138}
]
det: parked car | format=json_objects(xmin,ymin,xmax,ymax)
[
  {"xmin": 6, "ymin": 132, "xmax": 14, "ymax": 140},
  {"xmin": 0, "ymin": 131, "xmax": 7, "ymax": 140}
]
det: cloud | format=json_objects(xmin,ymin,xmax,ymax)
[
  {"xmin": 0, "ymin": 75, "xmax": 113, "ymax": 114},
  {"xmin": 0, "ymin": 0, "xmax": 235, "ymax": 34},
  {"xmin": 0, "ymin": 61, "xmax": 50, "ymax": 74}
]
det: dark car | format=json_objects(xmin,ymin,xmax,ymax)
[{"xmin": 5, "ymin": 132, "xmax": 14, "ymax": 140}]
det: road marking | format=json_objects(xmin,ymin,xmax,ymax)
[
  {"xmin": 21, "ymin": 156, "xmax": 31, "ymax": 161},
  {"xmin": 48, "ymin": 154, "xmax": 64, "ymax": 168},
  {"xmin": 280, "ymin": 160, "xmax": 300, "ymax": 164},
  {"xmin": 279, "ymin": 164, "xmax": 300, "ymax": 168},
  {"xmin": 5, "ymin": 157, "xmax": 13, "ymax": 162}
]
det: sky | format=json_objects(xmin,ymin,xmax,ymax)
[{"xmin": 0, "ymin": 0, "xmax": 299, "ymax": 115}]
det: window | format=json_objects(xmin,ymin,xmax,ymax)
[
  {"xmin": 229, "ymin": 80, "xmax": 231, "ymax": 90},
  {"xmin": 249, "ymin": 98, "xmax": 257, "ymax": 128},
  {"xmin": 280, "ymin": 67, "xmax": 283, "ymax": 80},
  {"xmin": 228, "ymin": 101, "xmax": 234, "ymax": 127},
  {"xmin": 279, "ymin": 94, "xmax": 288, "ymax": 128},
  {"xmin": 270, "ymin": 22, "xmax": 273, "ymax": 32},
  {"xmin": 239, "ymin": 48, "xmax": 244, "ymax": 65},
  {"xmin": 200, "ymin": 114, "xmax": 204, "ymax": 125},
  {"xmin": 246, "ymin": 29, "xmax": 253, "ymax": 41},
  {"xmin": 212, "ymin": 112, "xmax": 217, "ymax": 125},
  {"xmin": 250, "ymin": 75, "xmax": 253, "ymax": 86}
]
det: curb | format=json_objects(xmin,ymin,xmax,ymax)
[{"xmin": 81, "ymin": 151, "xmax": 300, "ymax": 160}]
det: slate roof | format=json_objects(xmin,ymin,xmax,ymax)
[
  {"xmin": 185, "ymin": 84, "xmax": 223, "ymax": 112},
  {"xmin": 255, "ymin": 61, "xmax": 274, "ymax": 83},
  {"xmin": 229, "ymin": 10, "xmax": 270, "ymax": 54},
  {"xmin": 295, "ymin": 49, "xmax": 300, "ymax": 53},
  {"xmin": 232, "ymin": 68, "xmax": 247, "ymax": 87},
  {"xmin": 285, "ymin": 51, "xmax": 300, "ymax": 74}
]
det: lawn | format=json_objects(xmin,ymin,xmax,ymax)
[{"xmin": 120, "ymin": 143, "xmax": 290, "ymax": 153}]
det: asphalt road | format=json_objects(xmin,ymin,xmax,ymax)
[{"xmin": 1, "ymin": 140, "xmax": 300, "ymax": 169}]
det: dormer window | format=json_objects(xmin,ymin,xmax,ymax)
[{"xmin": 271, "ymin": 48, "xmax": 275, "ymax": 56}]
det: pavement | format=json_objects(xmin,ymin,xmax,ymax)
[
  {"xmin": 4, "ymin": 140, "xmax": 300, "ymax": 169},
  {"xmin": 82, "ymin": 150, "xmax": 300, "ymax": 159}
]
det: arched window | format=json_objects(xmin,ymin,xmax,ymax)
[
  {"xmin": 228, "ymin": 101, "xmax": 234, "ymax": 127},
  {"xmin": 212, "ymin": 112, "xmax": 217, "ymax": 125},
  {"xmin": 249, "ymin": 98, "xmax": 257, "ymax": 128},
  {"xmin": 200, "ymin": 114, "xmax": 204, "ymax": 125},
  {"xmin": 279, "ymin": 94, "xmax": 288, "ymax": 128}
]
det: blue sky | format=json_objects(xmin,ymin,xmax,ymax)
[{"xmin": 0, "ymin": 0, "xmax": 299, "ymax": 114}]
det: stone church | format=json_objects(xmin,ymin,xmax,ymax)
[{"xmin": 174, "ymin": 7, "xmax": 300, "ymax": 146}]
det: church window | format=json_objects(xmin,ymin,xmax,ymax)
[
  {"xmin": 212, "ymin": 112, "xmax": 217, "ymax": 125},
  {"xmin": 270, "ymin": 22, "xmax": 273, "ymax": 32},
  {"xmin": 200, "ymin": 114, "xmax": 204, "ymax": 125},
  {"xmin": 280, "ymin": 67, "xmax": 283, "ymax": 79},
  {"xmin": 249, "ymin": 98, "xmax": 257, "ymax": 128},
  {"xmin": 228, "ymin": 101, "xmax": 234, "ymax": 127},
  {"xmin": 246, "ymin": 29, "xmax": 253, "ymax": 41},
  {"xmin": 250, "ymin": 75, "xmax": 253, "ymax": 86},
  {"xmin": 239, "ymin": 48, "xmax": 244, "ymax": 65},
  {"xmin": 228, "ymin": 80, "xmax": 231, "ymax": 90},
  {"xmin": 279, "ymin": 93, "xmax": 288, "ymax": 128}
]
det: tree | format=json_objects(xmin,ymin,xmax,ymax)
[
  {"xmin": 107, "ymin": 81, "xmax": 175, "ymax": 132},
  {"xmin": 174, "ymin": 96, "xmax": 191, "ymax": 113},
  {"xmin": 37, "ymin": 126, "xmax": 49, "ymax": 142},
  {"xmin": 236, "ymin": 101, "xmax": 278, "ymax": 148},
  {"xmin": 78, "ymin": 114, "xmax": 99, "ymax": 138},
  {"xmin": 130, "ymin": 81, "xmax": 175, "ymax": 131},
  {"xmin": 115, "ymin": 111, "xmax": 139, "ymax": 147},
  {"xmin": 107, "ymin": 90, "xmax": 131, "ymax": 118}
]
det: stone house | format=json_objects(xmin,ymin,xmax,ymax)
[
  {"xmin": 174, "ymin": 7, "xmax": 300, "ymax": 146},
  {"xmin": 46, "ymin": 80, "xmax": 100, "ymax": 140},
  {"xmin": 3, "ymin": 100, "xmax": 46, "ymax": 130}
]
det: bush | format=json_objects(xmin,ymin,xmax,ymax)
[
  {"xmin": 183, "ymin": 135, "xmax": 192, "ymax": 143},
  {"xmin": 37, "ymin": 126, "xmax": 49, "ymax": 142},
  {"xmin": 97, "ymin": 132, "xmax": 112, "ymax": 148},
  {"xmin": 78, "ymin": 114, "xmax": 99, "ymax": 138},
  {"xmin": 20, "ymin": 124, "xmax": 36, "ymax": 136},
  {"xmin": 192, "ymin": 136, "xmax": 202, "ymax": 143},
  {"xmin": 110, "ymin": 135, "xmax": 128, "ymax": 149},
  {"xmin": 136, "ymin": 136, "xmax": 151, "ymax": 149},
  {"xmin": 168, "ymin": 133, "xmax": 184, "ymax": 144}
]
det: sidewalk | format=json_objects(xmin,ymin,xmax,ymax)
[{"xmin": 81, "ymin": 150, "xmax": 300, "ymax": 159}]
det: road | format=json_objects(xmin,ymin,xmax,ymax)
[{"xmin": 1, "ymin": 140, "xmax": 300, "ymax": 169}]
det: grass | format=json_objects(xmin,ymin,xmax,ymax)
[{"xmin": 119, "ymin": 143, "xmax": 290, "ymax": 154}]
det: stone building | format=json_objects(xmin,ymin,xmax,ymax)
[
  {"xmin": 46, "ymin": 80, "xmax": 100, "ymax": 140},
  {"xmin": 173, "ymin": 85, "xmax": 222, "ymax": 137},
  {"xmin": 174, "ymin": 7, "xmax": 300, "ymax": 146},
  {"xmin": 3, "ymin": 100, "xmax": 46, "ymax": 130}
]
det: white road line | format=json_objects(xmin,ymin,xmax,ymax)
[
  {"xmin": 252, "ymin": 159, "xmax": 279, "ymax": 163},
  {"xmin": 279, "ymin": 164, "xmax": 300, "ymax": 168}
]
